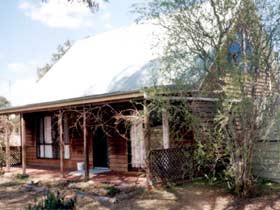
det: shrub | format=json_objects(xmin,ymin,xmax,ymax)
[
  {"xmin": 0, "ymin": 144, "xmax": 5, "ymax": 170},
  {"xmin": 27, "ymin": 191, "xmax": 76, "ymax": 210},
  {"xmin": 106, "ymin": 186, "xmax": 121, "ymax": 197},
  {"xmin": 16, "ymin": 173, "xmax": 29, "ymax": 180}
]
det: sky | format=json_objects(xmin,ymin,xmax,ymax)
[{"xmin": 0, "ymin": 0, "xmax": 145, "ymax": 105}]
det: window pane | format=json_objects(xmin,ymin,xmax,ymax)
[
  {"xmin": 39, "ymin": 118, "xmax": 44, "ymax": 143},
  {"xmin": 63, "ymin": 116, "xmax": 69, "ymax": 144},
  {"xmin": 44, "ymin": 116, "xmax": 52, "ymax": 144},
  {"xmin": 40, "ymin": 145, "xmax": 45, "ymax": 158},
  {"xmin": 45, "ymin": 145, "xmax": 53, "ymax": 158},
  {"xmin": 64, "ymin": 145, "xmax": 70, "ymax": 159}
]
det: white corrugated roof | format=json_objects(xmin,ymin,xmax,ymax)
[
  {"xmin": 30, "ymin": 23, "xmax": 163, "ymax": 104},
  {"xmin": 11, "ymin": 1, "xmax": 241, "ymax": 106}
]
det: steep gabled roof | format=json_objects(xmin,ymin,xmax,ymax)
[
  {"xmin": 30, "ymin": 23, "xmax": 163, "ymax": 104},
  {"xmin": 5, "ymin": 1, "xmax": 245, "ymax": 111}
]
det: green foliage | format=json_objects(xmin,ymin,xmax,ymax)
[
  {"xmin": 0, "ymin": 96, "xmax": 10, "ymax": 108},
  {"xmin": 135, "ymin": 0, "xmax": 280, "ymax": 198},
  {"xmin": 106, "ymin": 186, "xmax": 121, "ymax": 197},
  {"xmin": 27, "ymin": 191, "xmax": 76, "ymax": 210},
  {"xmin": 43, "ymin": 0, "xmax": 109, "ymax": 13},
  {"xmin": 0, "ymin": 141, "xmax": 5, "ymax": 171},
  {"xmin": 15, "ymin": 173, "xmax": 29, "ymax": 180}
]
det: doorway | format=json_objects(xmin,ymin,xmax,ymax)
[{"xmin": 93, "ymin": 128, "xmax": 108, "ymax": 168}]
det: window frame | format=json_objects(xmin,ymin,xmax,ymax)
[{"xmin": 36, "ymin": 114, "xmax": 70, "ymax": 160}]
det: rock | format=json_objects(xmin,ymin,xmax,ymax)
[
  {"xmin": 91, "ymin": 195, "xmax": 117, "ymax": 204},
  {"xmin": 116, "ymin": 185, "xmax": 136, "ymax": 193},
  {"xmin": 34, "ymin": 186, "xmax": 48, "ymax": 193},
  {"xmin": 87, "ymin": 180, "xmax": 95, "ymax": 185},
  {"xmin": 27, "ymin": 180, "xmax": 40, "ymax": 186},
  {"xmin": 68, "ymin": 183, "xmax": 78, "ymax": 189},
  {"xmin": 56, "ymin": 179, "xmax": 68, "ymax": 186},
  {"xmin": 76, "ymin": 190, "xmax": 117, "ymax": 204},
  {"xmin": 116, "ymin": 188, "xmax": 144, "ymax": 201},
  {"xmin": 22, "ymin": 183, "xmax": 48, "ymax": 194},
  {"xmin": 68, "ymin": 181, "xmax": 95, "ymax": 190},
  {"xmin": 94, "ymin": 188, "xmax": 107, "ymax": 196},
  {"xmin": 64, "ymin": 190, "xmax": 76, "ymax": 201}
]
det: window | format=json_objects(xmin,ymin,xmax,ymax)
[
  {"xmin": 228, "ymin": 30, "xmax": 251, "ymax": 64},
  {"xmin": 37, "ymin": 115, "xmax": 70, "ymax": 159},
  {"xmin": 168, "ymin": 102, "xmax": 193, "ymax": 144},
  {"xmin": 149, "ymin": 108, "xmax": 162, "ymax": 127},
  {"xmin": 63, "ymin": 116, "xmax": 70, "ymax": 159}
]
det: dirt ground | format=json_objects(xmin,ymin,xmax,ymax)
[{"xmin": 1, "ymin": 174, "xmax": 280, "ymax": 210}]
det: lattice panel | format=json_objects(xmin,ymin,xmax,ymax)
[
  {"xmin": 10, "ymin": 147, "xmax": 21, "ymax": 166},
  {"xmin": 148, "ymin": 146, "xmax": 193, "ymax": 184},
  {"xmin": 3, "ymin": 147, "xmax": 21, "ymax": 166}
]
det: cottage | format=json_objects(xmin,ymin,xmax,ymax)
[
  {"xmin": 0, "ymin": 22, "xmax": 212, "ymax": 181},
  {"xmin": 0, "ymin": 1, "xmax": 278, "ymax": 183}
]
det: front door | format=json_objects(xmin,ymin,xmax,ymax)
[{"xmin": 93, "ymin": 128, "xmax": 108, "ymax": 168}]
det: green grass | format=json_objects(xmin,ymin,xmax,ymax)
[{"xmin": 15, "ymin": 173, "xmax": 29, "ymax": 180}]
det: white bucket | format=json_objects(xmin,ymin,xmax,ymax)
[{"xmin": 77, "ymin": 162, "xmax": 84, "ymax": 171}]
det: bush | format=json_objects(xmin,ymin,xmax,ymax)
[
  {"xmin": 27, "ymin": 191, "xmax": 76, "ymax": 210},
  {"xmin": 106, "ymin": 186, "xmax": 121, "ymax": 197},
  {"xmin": 15, "ymin": 173, "xmax": 29, "ymax": 180},
  {"xmin": 0, "ymin": 145, "xmax": 5, "ymax": 170}
]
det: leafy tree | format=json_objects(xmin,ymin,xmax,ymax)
[
  {"xmin": 135, "ymin": 0, "xmax": 280, "ymax": 197},
  {"xmin": 0, "ymin": 96, "xmax": 10, "ymax": 108},
  {"xmin": 43, "ymin": 0, "xmax": 109, "ymax": 12},
  {"xmin": 0, "ymin": 96, "xmax": 11, "ymax": 172},
  {"xmin": 37, "ymin": 40, "xmax": 73, "ymax": 81}
]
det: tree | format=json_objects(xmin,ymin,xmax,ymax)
[
  {"xmin": 43, "ymin": 0, "xmax": 109, "ymax": 12},
  {"xmin": 37, "ymin": 40, "xmax": 73, "ymax": 81},
  {"xmin": 0, "ymin": 96, "xmax": 10, "ymax": 108},
  {"xmin": 0, "ymin": 96, "xmax": 11, "ymax": 172},
  {"xmin": 135, "ymin": 0, "xmax": 280, "ymax": 197}
]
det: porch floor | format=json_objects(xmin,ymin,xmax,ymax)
[{"xmin": 4, "ymin": 166, "xmax": 147, "ymax": 187}]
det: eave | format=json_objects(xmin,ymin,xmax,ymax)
[{"xmin": 0, "ymin": 90, "xmax": 144, "ymax": 115}]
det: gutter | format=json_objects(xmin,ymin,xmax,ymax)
[{"xmin": 0, "ymin": 90, "xmax": 144, "ymax": 115}]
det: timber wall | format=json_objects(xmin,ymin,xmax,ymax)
[
  {"xmin": 24, "ymin": 113, "xmax": 128, "ymax": 172},
  {"xmin": 252, "ymin": 115, "xmax": 280, "ymax": 182},
  {"xmin": 149, "ymin": 100, "xmax": 218, "ymax": 150},
  {"xmin": 253, "ymin": 141, "xmax": 280, "ymax": 182},
  {"xmin": 108, "ymin": 136, "xmax": 128, "ymax": 172}
]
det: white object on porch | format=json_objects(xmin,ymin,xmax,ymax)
[
  {"xmin": 77, "ymin": 162, "xmax": 85, "ymax": 171},
  {"xmin": 130, "ymin": 118, "xmax": 146, "ymax": 168}
]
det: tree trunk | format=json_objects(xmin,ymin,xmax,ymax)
[
  {"xmin": 5, "ymin": 116, "xmax": 10, "ymax": 172},
  {"xmin": 144, "ymin": 101, "xmax": 152, "ymax": 187},
  {"xmin": 20, "ymin": 114, "xmax": 27, "ymax": 175},
  {"xmin": 58, "ymin": 110, "xmax": 65, "ymax": 178},
  {"xmin": 83, "ymin": 108, "xmax": 89, "ymax": 181}
]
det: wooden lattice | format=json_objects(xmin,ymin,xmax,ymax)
[
  {"xmin": 10, "ymin": 147, "xmax": 21, "ymax": 166},
  {"xmin": 3, "ymin": 147, "xmax": 21, "ymax": 166},
  {"xmin": 148, "ymin": 146, "xmax": 193, "ymax": 184}
]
